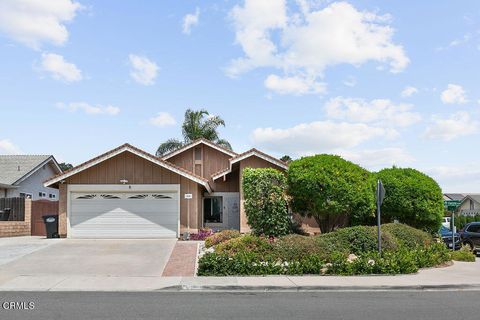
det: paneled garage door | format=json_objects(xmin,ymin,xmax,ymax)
[{"xmin": 69, "ymin": 191, "xmax": 179, "ymax": 238}]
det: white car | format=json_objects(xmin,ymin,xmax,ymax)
[{"xmin": 442, "ymin": 217, "xmax": 451, "ymax": 229}]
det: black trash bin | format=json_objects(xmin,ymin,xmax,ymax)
[
  {"xmin": 0, "ymin": 208, "xmax": 11, "ymax": 221},
  {"xmin": 42, "ymin": 215, "xmax": 59, "ymax": 238}
]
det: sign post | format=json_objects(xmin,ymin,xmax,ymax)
[
  {"xmin": 376, "ymin": 180, "xmax": 386, "ymax": 254},
  {"xmin": 444, "ymin": 200, "xmax": 461, "ymax": 251}
]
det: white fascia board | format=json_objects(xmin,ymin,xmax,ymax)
[
  {"xmin": 44, "ymin": 146, "xmax": 212, "ymax": 192},
  {"xmin": 14, "ymin": 157, "xmax": 60, "ymax": 186},
  {"xmin": 212, "ymin": 151, "xmax": 287, "ymax": 181}
]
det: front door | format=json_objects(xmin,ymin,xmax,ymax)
[{"xmin": 203, "ymin": 192, "xmax": 240, "ymax": 230}]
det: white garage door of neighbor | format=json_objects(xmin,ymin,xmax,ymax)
[{"xmin": 70, "ymin": 191, "xmax": 179, "ymax": 238}]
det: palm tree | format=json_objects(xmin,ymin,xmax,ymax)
[{"xmin": 156, "ymin": 109, "xmax": 232, "ymax": 156}]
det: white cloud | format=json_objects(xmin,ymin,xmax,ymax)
[
  {"xmin": 264, "ymin": 74, "xmax": 326, "ymax": 95},
  {"xmin": 149, "ymin": 112, "xmax": 176, "ymax": 127},
  {"xmin": 343, "ymin": 76, "xmax": 356, "ymax": 87},
  {"xmin": 228, "ymin": 1, "xmax": 408, "ymax": 94},
  {"xmin": 182, "ymin": 7, "xmax": 200, "ymax": 35},
  {"xmin": 0, "ymin": 139, "xmax": 22, "ymax": 154},
  {"xmin": 40, "ymin": 53, "xmax": 82, "ymax": 82},
  {"xmin": 426, "ymin": 164, "xmax": 480, "ymax": 192},
  {"xmin": 128, "ymin": 54, "xmax": 159, "ymax": 86},
  {"xmin": 251, "ymin": 120, "xmax": 391, "ymax": 156},
  {"xmin": 424, "ymin": 111, "xmax": 478, "ymax": 141},
  {"xmin": 401, "ymin": 86, "xmax": 418, "ymax": 97},
  {"xmin": 440, "ymin": 84, "xmax": 468, "ymax": 104},
  {"xmin": 324, "ymin": 97, "xmax": 421, "ymax": 127},
  {"xmin": 0, "ymin": 0, "xmax": 83, "ymax": 49},
  {"xmin": 339, "ymin": 148, "xmax": 415, "ymax": 169},
  {"xmin": 56, "ymin": 102, "xmax": 120, "ymax": 116}
]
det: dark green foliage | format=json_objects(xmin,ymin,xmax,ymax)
[
  {"xmin": 376, "ymin": 167, "xmax": 444, "ymax": 233},
  {"xmin": 287, "ymin": 154, "xmax": 376, "ymax": 233},
  {"xmin": 382, "ymin": 223, "xmax": 432, "ymax": 248},
  {"xmin": 156, "ymin": 109, "xmax": 232, "ymax": 156},
  {"xmin": 242, "ymin": 168, "xmax": 291, "ymax": 237},
  {"xmin": 213, "ymin": 224, "xmax": 432, "ymax": 263},
  {"xmin": 204, "ymin": 230, "xmax": 241, "ymax": 248},
  {"xmin": 58, "ymin": 162, "xmax": 73, "ymax": 172}
]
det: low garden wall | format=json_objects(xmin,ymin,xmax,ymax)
[{"xmin": 0, "ymin": 199, "xmax": 31, "ymax": 238}]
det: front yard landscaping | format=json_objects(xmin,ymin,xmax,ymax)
[{"xmin": 197, "ymin": 224, "xmax": 460, "ymax": 276}]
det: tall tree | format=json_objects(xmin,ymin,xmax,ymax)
[
  {"xmin": 280, "ymin": 155, "xmax": 292, "ymax": 163},
  {"xmin": 156, "ymin": 109, "xmax": 232, "ymax": 156},
  {"xmin": 58, "ymin": 162, "xmax": 73, "ymax": 172}
]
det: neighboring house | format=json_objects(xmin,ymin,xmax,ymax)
[
  {"xmin": 443, "ymin": 193, "xmax": 465, "ymax": 201},
  {"xmin": 44, "ymin": 140, "xmax": 320, "ymax": 239},
  {"xmin": 457, "ymin": 194, "xmax": 480, "ymax": 216},
  {"xmin": 0, "ymin": 155, "xmax": 62, "ymax": 200}
]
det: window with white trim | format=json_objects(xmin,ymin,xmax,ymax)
[
  {"xmin": 19, "ymin": 192, "xmax": 32, "ymax": 199},
  {"xmin": 39, "ymin": 192, "xmax": 47, "ymax": 198}
]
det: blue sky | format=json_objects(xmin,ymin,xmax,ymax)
[{"xmin": 0, "ymin": 0, "xmax": 479, "ymax": 192}]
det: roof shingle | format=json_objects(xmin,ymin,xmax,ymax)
[{"xmin": 0, "ymin": 155, "xmax": 52, "ymax": 185}]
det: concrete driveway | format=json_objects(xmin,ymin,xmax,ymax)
[{"xmin": 0, "ymin": 238, "xmax": 177, "ymax": 277}]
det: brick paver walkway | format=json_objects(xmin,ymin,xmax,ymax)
[{"xmin": 162, "ymin": 242, "xmax": 198, "ymax": 277}]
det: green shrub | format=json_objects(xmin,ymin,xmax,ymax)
[
  {"xmin": 376, "ymin": 167, "xmax": 444, "ymax": 233},
  {"xmin": 382, "ymin": 223, "xmax": 432, "ymax": 248},
  {"xmin": 414, "ymin": 242, "xmax": 450, "ymax": 268},
  {"xmin": 242, "ymin": 168, "xmax": 291, "ymax": 237},
  {"xmin": 450, "ymin": 246, "xmax": 476, "ymax": 262},
  {"xmin": 287, "ymin": 154, "xmax": 376, "ymax": 233},
  {"xmin": 215, "ymin": 234, "xmax": 273, "ymax": 257},
  {"xmin": 319, "ymin": 225, "xmax": 398, "ymax": 255},
  {"xmin": 205, "ymin": 230, "xmax": 241, "ymax": 248},
  {"xmin": 197, "ymin": 244, "xmax": 450, "ymax": 276}
]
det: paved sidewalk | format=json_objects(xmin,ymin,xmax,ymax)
[
  {"xmin": 162, "ymin": 242, "xmax": 199, "ymax": 276},
  {"xmin": 0, "ymin": 259, "xmax": 478, "ymax": 291}
]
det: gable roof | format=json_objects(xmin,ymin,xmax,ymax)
[
  {"xmin": 443, "ymin": 193, "xmax": 465, "ymax": 201},
  {"xmin": 161, "ymin": 138, "xmax": 238, "ymax": 160},
  {"xmin": 43, "ymin": 143, "xmax": 212, "ymax": 192},
  {"xmin": 460, "ymin": 194, "xmax": 480, "ymax": 207},
  {"xmin": 212, "ymin": 148, "xmax": 288, "ymax": 181},
  {"xmin": 0, "ymin": 155, "xmax": 61, "ymax": 186}
]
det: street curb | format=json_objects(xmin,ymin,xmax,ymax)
[{"xmin": 158, "ymin": 284, "xmax": 480, "ymax": 292}]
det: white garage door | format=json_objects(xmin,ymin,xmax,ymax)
[{"xmin": 69, "ymin": 191, "xmax": 179, "ymax": 238}]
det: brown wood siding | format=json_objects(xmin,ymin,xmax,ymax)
[
  {"xmin": 213, "ymin": 169, "xmax": 240, "ymax": 192},
  {"xmin": 168, "ymin": 149, "xmax": 194, "ymax": 173},
  {"xmin": 59, "ymin": 150, "xmax": 205, "ymax": 236},
  {"xmin": 202, "ymin": 145, "xmax": 231, "ymax": 180}
]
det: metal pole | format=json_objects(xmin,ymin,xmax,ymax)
[
  {"xmin": 377, "ymin": 180, "xmax": 381, "ymax": 254},
  {"xmin": 451, "ymin": 210, "xmax": 455, "ymax": 252}
]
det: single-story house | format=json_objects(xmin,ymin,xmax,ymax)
[
  {"xmin": 0, "ymin": 155, "xmax": 62, "ymax": 200},
  {"xmin": 44, "ymin": 140, "xmax": 319, "ymax": 239}
]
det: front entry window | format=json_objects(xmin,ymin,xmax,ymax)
[{"xmin": 204, "ymin": 197, "xmax": 223, "ymax": 223}]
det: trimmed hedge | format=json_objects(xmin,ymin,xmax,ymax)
[{"xmin": 381, "ymin": 223, "xmax": 432, "ymax": 248}]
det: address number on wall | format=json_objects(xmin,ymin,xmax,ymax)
[{"xmin": 184, "ymin": 193, "xmax": 193, "ymax": 199}]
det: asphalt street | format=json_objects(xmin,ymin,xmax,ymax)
[{"xmin": 0, "ymin": 291, "xmax": 477, "ymax": 320}]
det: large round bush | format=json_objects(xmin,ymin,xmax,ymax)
[
  {"xmin": 287, "ymin": 154, "xmax": 376, "ymax": 232},
  {"xmin": 376, "ymin": 167, "xmax": 444, "ymax": 233}
]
